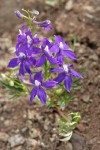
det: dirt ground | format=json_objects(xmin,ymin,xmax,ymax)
[{"xmin": 0, "ymin": 0, "xmax": 100, "ymax": 150}]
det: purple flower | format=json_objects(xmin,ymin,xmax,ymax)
[
  {"xmin": 50, "ymin": 64, "xmax": 83, "ymax": 92},
  {"xmin": 16, "ymin": 25, "xmax": 41, "ymax": 56},
  {"xmin": 33, "ymin": 20, "xmax": 52, "ymax": 31},
  {"xmin": 15, "ymin": 10, "xmax": 25, "ymax": 19},
  {"xmin": 8, "ymin": 52, "xmax": 36, "ymax": 76},
  {"xmin": 36, "ymin": 38, "xmax": 58, "ymax": 67},
  {"xmin": 30, "ymin": 71, "xmax": 57, "ymax": 104},
  {"xmin": 50, "ymin": 36, "xmax": 77, "ymax": 65}
]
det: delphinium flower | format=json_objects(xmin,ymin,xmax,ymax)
[
  {"xmin": 50, "ymin": 35, "xmax": 77, "ymax": 65},
  {"xmin": 30, "ymin": 71, "xmax": 57, "ymax": 104},
  {"xmin": 8, "ymin": 25, "xmax": 41, "ymax": 76},
  {"xmin": 36, "ymin": 38, "xmax": 58, "ymax": 67},
  {"xmin": 50, "ymin": 64, "xmax": 83, "ymax": 92},
  {"xmin": 8, "ymin": 9, "xmax": 83, "ymax": 104},
  {"xmin": 16, "ymin": 25, "xmax": 41, "ymax": 56},
  {"xmin": 8, "ymin": 51, "xmax": 36, "ymax": 76}
]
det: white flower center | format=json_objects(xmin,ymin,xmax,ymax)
[
  {"xmin": 27, "ymin": 35, "xmax": 32, "ymax": 44},
  {"xmin": 19, "ymin": 29, "xmax": 26, "ymax": 36},
  {"xmin": 44, "ymin": 45, "xmax": 50, "ymax": 53},
  {"xmin": 19, "ymin": 52, "xmax": 25, "ymax": 57},
  {"xmin": 63, "ymin": 64, "xmax": 69, "ymax": 73},
  {"xmin": 19, "ymin": 52, "xmax": 26, "ymax": 60},
  {"xmin": 59, "ymin": 42, "xmax": 64, "ymax": 49},
  {"xmin": 19, "ymin": 29, "xmax": 23, "ymax": 35},
  {"xmin": 35, "ymin": 80, "xmax": 41, "ymax": 87}
]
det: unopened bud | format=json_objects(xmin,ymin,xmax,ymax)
[
  {"xmin": 15, "ymin": 10, "xmax": 24, "ymax": 18},
  {"xmin": 31, "ymin": 10, "xmax": 39, "ymax": 16},
  {"xmin": 1, "ymin": 73, "xmax": 7, "ymax": 79},
  {"xmin": 39, "ymin": 20, "xmax": 51, "ymax": 27},
  {"xmin": 9, "ymin": 80, "xmax": 14, "ymax": 86},
  {"xmin": 55, "ymin": 89, "xmax": 63, "ymax": 95}
]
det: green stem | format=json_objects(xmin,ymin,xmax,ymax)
[{"xmin": 44, "ymin": 60, "xmax": 48, "ymax": 80}]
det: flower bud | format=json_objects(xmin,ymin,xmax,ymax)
[
  {"xmin": 39, "ymin": 20, "xmax": 51, "ymax": 27},
  {"xmin": 33, "ymin": 20, "xmax": 52, "ymax": 31},
  {"xmin": 15, "ymin": 10, "xmax": 24, "ymax": 18},
  {"xmin": 55, "ymin": 89, "xmax": 63, "ymax": 95},
  {"xmin": 32, "ymin": 10, "xmax": 39, "ymax": 16},
  {"xmin": 9, "ymin": 80, "xmax": 14, "ymax": 86}
]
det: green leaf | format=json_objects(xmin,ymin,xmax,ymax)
[{"xmin": 59, "ymin": 112, "xmax": 81, "ymax": 141}]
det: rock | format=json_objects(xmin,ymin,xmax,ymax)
[
  {"xmin": 40, "ymin": 142, "xmax": 49, "ymax": 148},
  {"xmin": 0, "ymin": 117, "xmax": 4, "ymax": 121},
  {"xmin": 0, "ymin": 132, "xmax": 9, "ymax": 142},
  {"xmin": 92, "ymin": 144, "xmax": 100, "ymax": 150},
  {"xmin": 66, "ymin": 142, "xmax": 73, "ymax": 150},
  {"xmin": 4, "ymin": 120, "xmax": 10, "ymax": 126},
  {"xmin": 21, "ymin": 127, "xmax": 28, "ymax": 134},
  {"xmin": 28, "ymin": 110, "xmax": 35, "ymax": 120},
  {"xmin": 89, "ymin": 137, "xmax": 97, "ymax": 145},
  {"xmin": 71, "ymin": 133, "xmax": 88, "ymax": 150},
  {"xmin": 77, "ymin": 124, "xmax": 86, "ymax": 132},
  {"xmin": 25, "ymin": 138, "xmax": 39, "ymax": 147},
  {"xmin": 82, "ymin": 94, "xmax": 90, "ymax": 103},
  {"xmin": 83, "ymin": 5, "xmax": 94, "ymax": 13},
  {"xmin": 12, "ymin": 146, "xmax": 22, "ymax": 150},
  {"xmin": 65, "ymin": 0, "xmax": 74, "ymax": 11},
  {"xmin": 8, "ymin": 134, "xmax": 25, "ymax": 148},
  {"xmin": 44, "ymin": 119, "xmax": 50, "ymax": 130},
  {"xmin": 3, "ymin": 105, "xmax": 12, "ymax": 113},
  {"xmin": 0, "ymin": 36, "xmax": 12, "ymax": 52},
  {"xmin": 89, "ymin": 54, "xmax": 98, "ymax": 61},
  {"xmin": 50, "ymin": 134, "xmax": 57, "ymax": 142},
  {"xmin": 29, "ymin": 128, "xmax": 40, "ymax": 138}
]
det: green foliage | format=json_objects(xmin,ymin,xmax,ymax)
[
  {"xmin": 0, "ymin": 74, "xmax": 29, "ymax": 99},
  {"xmin": 47, "ymin": 78, "xmax": 81, "ymax": 109},
  {"xmin": 69, "ymin": 35, "xmax": 77, "ymax": 51},
  {"xmin": 59, "ymin": 112, "xmax": 81, "ymax": 141}
]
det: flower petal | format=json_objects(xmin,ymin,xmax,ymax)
[
  {"xmin": 56, "ymin": 53, "xmax": 63, "ymax": 65},
  {"xmin": 42, "ymin": 80, "xmax": 57, "ymax": 89},
  {"xmin": 30, "ymin": 88, "xmax": 37, "ymax": 104},
  {"xmin": 38, "ymin": 20, "xmax": 52, "ymax": 31},
  {"xmin": 19, "ymin": 62, "xmax": 24, "ymax": 75},
  {"xmin": 42, "ymin": 38, "xmax": 52, "ymax": 49},
  {"xmin": 34, "ymin": 71, "xmax": 43, "ymax": 82},
  {"xmin": 47, "ymin": 55, "xmax": 58, "ymax": 64},
  {"xmin": 55, "ymin": 35, "xmax": 63, "ymax": 43},
  {"xmin": 50, "ymin": 44, "xmax": 59, "ymax": 53},
  {"xmin": 17, "ymin": 43, "xmax": 27, "ymax": 54},
  {"xmin": 64, "ymin": 75, "xmax": 72, "ymax": 92},
  {"xmin": 15, "ymin": 10, "xmax": 25, "ymax": 18},
  {"xmin": 54, "ymin": 73, "xmax": 65, "ymax": 84},
  {"xmin": 31, "ymin": 46, "xmax": 42, "ymax": 54},
  {"xmin": 8, "ymin": 58, "xmax": 19, "ymax": 68},
  {"xmin": 33, "ymin": 37, "xmax": 41, "ymax": 44},
  {"xmin": 50, "ymin": 67, "xmax": 63, "ymax": 73},
  {"xmin": 37, "ymin": 87, "xmax": 47, "ymax": 104},
  {"xmin": 36, "ymin": 54, "xmax": 46, "ymax": 67},
  {"xmin": 28, "ymin": 57, "xmax": 36, "ymax": 66},
  {"xmin": 44, "ymin": 25, "xmax": 52, "ymax": 31},
  {"xmin": 70, "ymin": 69, "xmax": 83, "ymax": 78},
  {"xmin": 24, "ymin": 61, "xmax": 32, "ymax": 74},
  {"xmin": 63, "ymin": 50, "xmax": 77, "ymax": 60}
]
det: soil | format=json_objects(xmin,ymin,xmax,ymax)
[{"xmin": 0, "ymin": 0, "xmax": 100, "ymax": 150}]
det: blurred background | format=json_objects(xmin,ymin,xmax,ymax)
[{"xmin": 0, "ymin": 0, "xmax": 100, "ymax": 150}]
